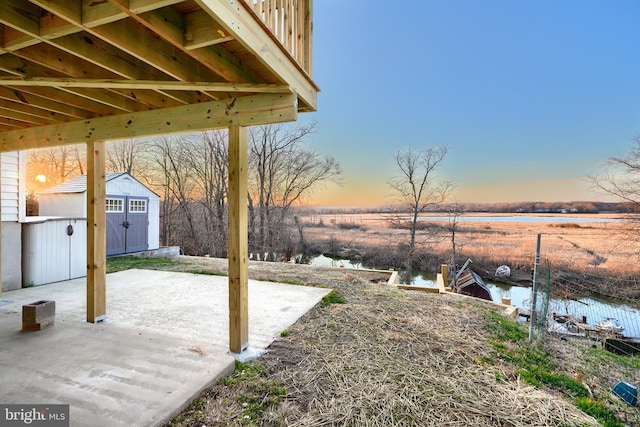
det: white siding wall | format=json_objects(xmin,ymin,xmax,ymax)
[
  {"xmin": 1, "ymin": 151, "xmax": 24, "ymax": 291},
  {"xmin": 1, "ymin": 151, "xmax": 24, "ymax": 222}
]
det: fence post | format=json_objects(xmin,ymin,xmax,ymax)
[{"xmin": 529, "ymin": 234, "xmax": 541, "ymax": 343}]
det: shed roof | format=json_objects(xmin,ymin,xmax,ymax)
[{"xmin": 39, "ymin": 172, "xmax": 154, "ymax": 195}]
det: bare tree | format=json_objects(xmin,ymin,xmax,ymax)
[
  {"xmin": 388, "ymin": 145, "xmax": 453, "ymax": 281},
  {"xmin": 147, "ymin": 135, "xmax": 201, "ymax": 254},
  {"xmin": 442, "ymin": 204, "xmax": 465, "ymax": 286},
  {"xmin": 248, "ymin": 122, "xmax": 342, "ymax": 259},
  {"xmin": 106, "ymin": 138, "xmax": 152, "ymax": 182},
  {"xmin": 590, "ymin": 137, "xmax": 640, "ymax": 207},
  {"xmin": 26, "ymin": 145, "xmax": 86, "ymax": 187},
  {"xmin": 182, "ymin": 130, "xmax": 229, "ymax": 257},
  {"xmin": 589, "ymin": 136, "xmax": 640, "ymax": 247},
  {"xmin": 115, "ymin": 124, "xmax": 339, "ymax": 260},
  {"xmin": 26, "ymin": 145, "xmax": 86, "ymax": 214}
]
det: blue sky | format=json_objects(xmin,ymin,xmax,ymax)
[{"xmin": 299, "ymin": 1, "xmax": 640, "ymax": 206}]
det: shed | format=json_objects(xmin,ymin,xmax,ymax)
[
  {"xmin": 22, "ymin": 217, "xmax": 87, "ymax": 286},
  {"xmin": 38, "ymin": 173, "xmax": 159, "ymax": 256}
]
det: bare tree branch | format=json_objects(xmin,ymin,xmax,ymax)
[{"xmin": 388, "ymin": 145, "xmax": 454, "ymax": 282}]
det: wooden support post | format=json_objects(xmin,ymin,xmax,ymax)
[
  {"xmin": 441, "ymin": 264, "xmax": 448, "ymax": 284},
  {"xmin": 86, "ymin": 140, "xmax": 106, "ymax": 323},
  {"xmin": 228, "ymin": 125, "xmax": 249, "ymax": 353},
  {"xmin": 0, "ymin": 155, "xmax": 2, "ymax": 299}
]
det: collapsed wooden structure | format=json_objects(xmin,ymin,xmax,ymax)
[
  {"xmin": 0, "ymin": 0, "xmax": 318, "ymax": 353},
  {"xmin": 450, "ymin": 261, "xmax": 492, "ymax": 301}
]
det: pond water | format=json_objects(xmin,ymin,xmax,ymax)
[
  {"xmin": 306, "ymin": 254, "xmax": 640, "ymax": 338},
  {"xmin": 414, "ymin": 276, "xmax": 640, "ymax": 338},
  {"xmin": 307, "ymin": 254, "xmax": 363, "ymax": 269},
  {"xmin": 417, "ymin": 215, "xmax": 624, "ymax": 224}
]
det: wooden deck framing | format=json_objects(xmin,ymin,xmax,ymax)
[{"xmin": 0, "ymin": 0, "xmax": 317, "ymax": 353}]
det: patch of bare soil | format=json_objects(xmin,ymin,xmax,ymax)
[{"xmin": 166, "ymin": 257, "xmax": 603, "ymax": 426}]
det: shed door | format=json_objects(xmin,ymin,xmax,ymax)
[
  {"xmin": 125, "ymin": 197, "xmax": 149, "ymax": 253},
  {"xmin": 106, "ymin": 196, "xmax": 149, "ymax": 255},
  {"xmin": 106, "ymin": 197, "xmax": 126, "ymax": 256}
]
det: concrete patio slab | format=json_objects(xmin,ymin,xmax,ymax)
[{"xmin": 0, "ymin": 269, "xmax": 331, "ymax": 426}]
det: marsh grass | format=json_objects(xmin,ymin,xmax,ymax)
[{"xmin": 303, "ymin": 212, "xmax": 638, "ymax": 271}]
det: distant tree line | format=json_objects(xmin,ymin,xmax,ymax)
[
  {"xmin": 26, "ymin": 123, "xmax": 341, "ymax": 259},
  {"xmin": 308, "ymin": 201, "xmax": 634, "ymax": 216}
]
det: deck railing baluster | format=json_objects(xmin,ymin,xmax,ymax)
[{"xmin": 243, "ymin": 0, "xmax": 312, "ymax": 74}]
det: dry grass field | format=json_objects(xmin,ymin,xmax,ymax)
[{"xmin": 300, "ymin": 212, "xmax": 640, "ymax": 277}]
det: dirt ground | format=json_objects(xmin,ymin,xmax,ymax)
[{"xmin": 161, "ymin": 257, "xmax": 639, "ymax": 427}]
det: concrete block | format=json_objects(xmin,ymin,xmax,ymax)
[{"xmin": 22, "ymin": 300, "xmax": 55, "ymax": 331}]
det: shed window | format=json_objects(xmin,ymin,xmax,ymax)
[
  {"xmin": 129, "ymin": 199, "xmax": 147, "ymax": 213},
  {"xmin": 106, "ymin": 198, "xmax": 124, "ymax": 213}
]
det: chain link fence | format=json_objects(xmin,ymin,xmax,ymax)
[
  {"xmin": 527, "ymin": 258, "xmax": 639, "ymax": 357},
  {"xmin": 528, "ymin": 259, "xmax": 551, "ymax": 344}
]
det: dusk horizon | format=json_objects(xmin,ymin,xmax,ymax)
[{"xmin": 300, "ymin": 0, "xmax": 640, "ymax": 208}]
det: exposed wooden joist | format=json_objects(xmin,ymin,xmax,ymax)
[
  {"xmin": 10, "ymin": 44, "xmax": 171, "ymax": 109},
  {"xmin": 0, "ymin": 107, "xmax": 56, "ymax": 126},
  {"xmin": 81, "ymin": 0, "xmax": 184, "ymax": 27},
  {"xmin": 0, "ymin": 117, "xmax": 24, "ymax": 129},
  {"xmin": 0, "ymin": 77, "xmax": 291, "ymax": 93},
  {"xmin": 0, "ymin": 88, "xmax": 93, "ymax": 120},
  {"xmin": 0, "ymin": 100, "xmax": 63, "ymax": 122},
  {"xmin": 89, "ymin": 19, "xmax": 224, "ymax": 87},
  {"xmin": 55, "ymin": 86, "xmax": 140, "ymax": 112},
  {"xmin": 195, "ymin": 0, "xmax": 318, "ymax": 110},
  {"xmin": 105, "ymin": 2, "xmax": 259, "ymax": 84},
  {"xmin": 29, "ymin": 0, "xmax": 183, "ymax": 38},
  {"xmin": 3, "ymin": 26, "xmax": 40, "ymax": 51},
  {"xmin": 82, "ymin": 0, "xmax": 127, "ymax": 27},
  {"xmin": 6, "ymin": 85, "xmax": 121, "ymax": 116},
  {"xmin": 31, "ymin": 1, "xmax": 230, "ymax": 88},
  {"xmin": 50, "ymin": 33, "xmax": 200, "ymax": 106},
  {"xmin": 184, "ymin": 9, "xmax": 233, "ymax": 49},
  {"xmin": 0, "ymin": 1, "xmax": 40, "ymax": 40},
  {"xmin": 0, "ymin": 6, "xmax": 193, "ymax": 107},
  {"xmin": 0, "ymin": 92, "xmax": 297, "ymax": 151},
  {"xmin": 0, "ymin": 5, "xmax": 202, "ymax": 107},
  {"xmin": 0, "ymin": 43, "xmax": 148, "ymax": 112}
]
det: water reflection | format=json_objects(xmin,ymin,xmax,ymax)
[
  {"xmin": 417, "ymin": 215, "xmax": 623, "ymax": 224},
  {"xmin": 306, "ymin": 255, "xmax": 639, "ymax": 337},
  {"xmin": 308, "ymin": 254, "xmax": 362, "ymax": 269}
]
